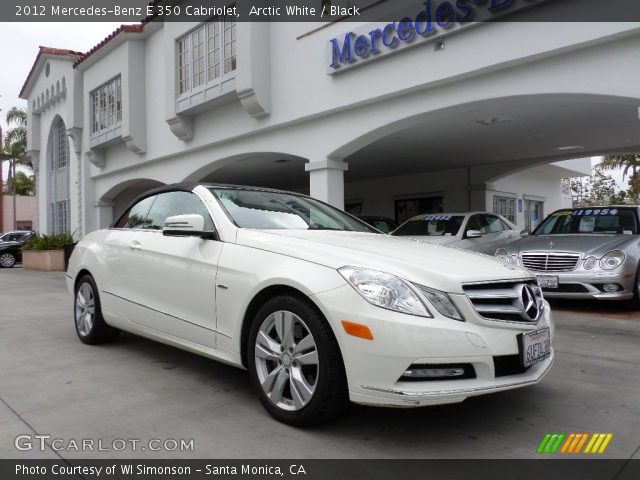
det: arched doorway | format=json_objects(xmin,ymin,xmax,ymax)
[{"xmin": 47, "ymin": 116, "xmax": 70, "ymax": 234}]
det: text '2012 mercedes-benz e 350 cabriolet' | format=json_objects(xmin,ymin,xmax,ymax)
[{"xmin": 67, "ymin": 184, "xmax": 554, "ymax": 426}]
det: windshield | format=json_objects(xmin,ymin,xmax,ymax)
[
  {"xmin": 533, "ymin": 208, "xmax": 639, "ymax": 235},
  {"xmin": 392, "ymin": 215, "xmax": 465, "ymax": 237},
  {"xmin": 210, "ymin": 188, "xmax": 376, "ymax": 232}
]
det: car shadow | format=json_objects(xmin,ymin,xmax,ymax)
[{"xmin": 109, "ymin": 331, "xmax": 556, "ymax": 449}]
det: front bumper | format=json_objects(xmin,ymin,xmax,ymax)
[
  {"xmin": 535, "ymin": 270, "xmax": 636, "ymax": 300},
  {"xmin": 312, "ymin": 284, "xmax": 554, "ymax": 408}
]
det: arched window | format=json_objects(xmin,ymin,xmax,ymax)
[{"xmin": 47, "ymin": 117, "xmax": 70, "ymax": 234}]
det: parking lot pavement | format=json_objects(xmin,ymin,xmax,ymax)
[{"xmin": 0, "ymin": 268, "xmax": 638, "ymax": 460}]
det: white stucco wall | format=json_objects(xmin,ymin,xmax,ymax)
[{"xmin": 20, "ymin": 15, "xmax": 640, "ymax": 236}]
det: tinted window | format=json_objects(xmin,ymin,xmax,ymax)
[
  {"xmin": 534, "ymin": 208, "xmax": 639, "ymax": 235},
  {"xmin": 466, "ymin": 215, "xmax": 487, "ymax": 234},
  {"xmin": 393, "ymin": 215, "xmax": 465, "ymax": 237},
  {"xmin": 145, "ymin": 191, "xmax": 214, "ymax": 230},
  {"xmin": 115, "ymin": 195, "xmax": 157, "ymax": 229},
  {"xmin": 485, "ymin": 215, "xmax": 505, "ymax": 233}
]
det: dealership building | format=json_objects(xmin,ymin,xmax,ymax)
[{"xmin": 19, "ymin": 2, "xmax": 640, "ymax": 237}]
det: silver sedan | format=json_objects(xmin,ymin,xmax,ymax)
[
  {"xmin": 392, "ymin": 212, "xmax": 520, "ymax": 255},
  {"xmin": 496, "ymin": 206, "xmax": 640, "ymax": 307}
]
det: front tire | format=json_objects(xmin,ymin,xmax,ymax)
[
  {"xmin": 247, "ymin": 295, "xmax": 348, "ymax": 426},
  {"xmin": 74, "ymin": 275, "xmax": 119, "ymax": 344},
  {"xmin": 0, "ymin": 252, "xmax": 16, "ymax": 268}
]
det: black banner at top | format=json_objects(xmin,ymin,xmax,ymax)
[{"xmin": 2, "ymin": 0, "xmax": 640, "ymax": 22}]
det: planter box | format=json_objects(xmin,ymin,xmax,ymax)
[{"xmin": 22, "ymin": 250, "xmax": 66, "ymax": 271}]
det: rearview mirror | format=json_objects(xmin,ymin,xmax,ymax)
[
  {"xmin": 520, "ymin": 229, "xmax": 530, "ymax": 237},
  {"xmin": 163, "ymin": 214, "xmax": 217, "ymax": 240},
  {"xmin": 466, "ymin": 230, "xmax": 483, "ymax": 239}
]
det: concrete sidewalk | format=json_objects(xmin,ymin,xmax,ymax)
[{"xmin": 0, "ymin": 268, "xmax": 638, "ymax": 459}]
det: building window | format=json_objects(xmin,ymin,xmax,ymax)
[
  {"xmin": 178, "ymin": 15, "xmax": 237, "ymax": 95},
  {"xmin": 55, "ymin": 120, "xmax": 68, "ymax": 169},
  {"xmin": 48, "ymin": 117, "xmax": 71, "ymax": 235},
  {"xmin": 525, "ymin": 199, "xmax": 544, "ymax": 232},
  {"xmin": 493, "ymin": 196, "xmax": 516, "ymax": 223},
  {"xmin": 55, "ymin": 201, "xmax": 69, "ymax": 235},
  {"xmin": 90, "ymin": 76, "xmax": 122, "ymax": 135}
]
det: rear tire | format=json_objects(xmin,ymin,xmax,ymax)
[
  {"xmin": 0, "ymin": 252, "xmax": 16, "ymax": 268},
  {"xmin": 247, "ymin": 294, "xmax": 348, "ymax": 426},
  {"xmin": 74, "ymin": 275, "xmax": 120, "ymax": 344}
]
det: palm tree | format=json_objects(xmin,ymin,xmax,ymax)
[
  {"xmin": 3, "ymin": 106, "xmax": 31, "ymax": 230},
  {"xmin": 597, "ymin": 154, "xmax": 640, "ymax": 203},
  {"xmin": 3, "ymin": 107, "xmax": 31, "ymax": 189}
]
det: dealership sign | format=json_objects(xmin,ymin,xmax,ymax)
[{"xmin": 328, "ymin": 0, "xmax": 548, "ymax": 74}]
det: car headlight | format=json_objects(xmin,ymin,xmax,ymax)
[
  {"xmin": 509, "ymin": 254, "xmax": 521, "ymax": 266},
  {"xmin": 414, "ymin": 284, "xmax": 464, "ymax": 321},
  {"xmin": 495, "ymin": 248, "xmax": 509, "ymax": 260},
  {"xmin": 599, "ymin": 250, "xmax": 625, "ymax": 270},
  {"xmin": 583, "ymin": 256, "xmax": 597, "ymax": 270},
  {"xmin": 338, "ymin": 266, "xmax": 432, "ymax": 317}
]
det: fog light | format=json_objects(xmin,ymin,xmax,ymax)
[
  {"xmin": 402, "ymin": 367, "xmax": 465, "ymax": 379},
  {"xmin": 583, "ymin": 256, "xmax": 597, "ymax": 270},
  {"xmin": 603, "ymin": 283, "xmax": 620, "ymax": 292}
]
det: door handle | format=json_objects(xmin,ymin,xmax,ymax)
[{"xmin": 128, "ymin": 241, "xmax": 142, "ymax": 251}]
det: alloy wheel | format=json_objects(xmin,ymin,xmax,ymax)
[
  {"xmin": 254, "ymin": 310, "xmax": 319, "ymax": 411},
  {"xmin": 0, "ymin": 253, "xmax": 15, "ymax": 267},
  {"xmin": 75, "ymin": 282, "xmax": 96, "ymax": 336}
]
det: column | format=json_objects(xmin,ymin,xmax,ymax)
[
  {"xmin": 95, "ymin": 200, "xmax": 114, "ymax": 230},
  {"xmin": 305, "ymin": 159, "xmax": 348, "ymax": 209}
]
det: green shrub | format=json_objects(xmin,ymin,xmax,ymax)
[{"xmin": 23, "ymin": 233, "xmax": 75, "ymax": 251}]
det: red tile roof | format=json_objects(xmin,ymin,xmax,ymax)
[
  {"xmin": 73, "ymin": 24, "xmax": 145, "ymax": 68},
  {"xmin": 19, "ymin": 46, "xmax": 83, "ymax": 98},
  {"xmin": 21, "ymin": 0, "xmax": 164, "ymax": 98}
]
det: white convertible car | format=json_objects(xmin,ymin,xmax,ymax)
[{"xmin": 67, "ymin": 184, "xmax": 554, "ymax": 426}]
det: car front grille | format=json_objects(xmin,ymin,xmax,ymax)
[
  {"xmin": 521, "ymin": 252, "xmax": 580, "ymax": 272},
  {"xmin": 463, "ymin": 279, "xmax": 544, "ymax": 323}
]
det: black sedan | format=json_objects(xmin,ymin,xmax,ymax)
[{"xmin": 0, "ymin": 231, "xmax": 35, "ymax": 268}]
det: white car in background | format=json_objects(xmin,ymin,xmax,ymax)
[
  {"xmin": 67, "ymin": 184, "xmax": 554, "ymax": 426},
  {"xmin": 392, "ymin": 212, "xmax": 520, "ymax": 254}
]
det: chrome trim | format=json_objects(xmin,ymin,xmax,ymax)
[
  {"xmin": 102, "ymin": 290, "xmax": 232, "ymax": 339},
  {"xmin": 521, "ymin": 251, "xmax": 582, "ymax": 272},
  {"xmin": 361, "ymin": 354, "xmax": 554, "ymax": 398}
]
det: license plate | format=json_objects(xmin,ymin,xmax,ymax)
[
  {"xmin": 520, "ymin": 327, "xmax": 551, "ymax": 368},
  {"xmin": 536, "ymin": 275, "xmax": 558, "ymax": 289}
]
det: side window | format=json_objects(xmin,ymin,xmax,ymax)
[
  {"xmin": 145, "ymin": 191, "xmax": 214, "ymax": 230},
  {"xmin": 466, "ymin": 215, "xmax": 486, "ymax": 234},
  {"xmin": 115, "ymin": 195, "xmax": 157, "ymax": 229},
  {"xmin": 485, "ymin": 215, "xmax": 505, "ymax": 233}
]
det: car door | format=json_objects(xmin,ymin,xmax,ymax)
[
  {"xmin": 125, "ymin": 190, "xmax": 222, "ymax": 348},
  {"xmin": 98, "ymin": 194, "xmax": 157, "ymax": 326}
]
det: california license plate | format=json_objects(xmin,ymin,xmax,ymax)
[
  {"xmin": 536, "ymin": 275, "xmax": 558, "ymax": 289},
  {"xmin": 520, "ymin": 327, "xmax": 551, "ymax": 368}
]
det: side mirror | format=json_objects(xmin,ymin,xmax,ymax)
[
  {"xmin": 465, "ymin": 230, "xmax": 483, "ymax": 239},
  {"xmin": 163, "ymin": 214, "xmax": 217, "ymax": 240},
  {"xmin": 520, "ymin": 229, "xmax": 530, "ymax": 237}
]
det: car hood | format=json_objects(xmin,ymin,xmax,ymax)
[
  {"xmin": 236, "ymin": 229, "xmax": 530, "ymax": 294},
  {"xmin": 509, "ymin": 234, "xmax": 639, "ymax": 255},
  {"xmin": 397, "ymin": 235, "xmax": 459, "ymax": 246}
]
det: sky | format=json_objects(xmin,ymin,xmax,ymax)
[
  {"xmin": 0, "ymin": 22, "xmax": 123, "ymax": 135},
  {"xmin": 0, "ymin": 23, "xmax": 629, "ymax": 190}
]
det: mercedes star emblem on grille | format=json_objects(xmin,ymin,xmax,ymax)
[{"xmin": 520, "ymin": 285, "xmax": 539, "ymax": 321}]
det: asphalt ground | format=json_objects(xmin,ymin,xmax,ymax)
[{"xmin": 0, "ymin": 268, "xmax": 638, "ymax": 460}]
